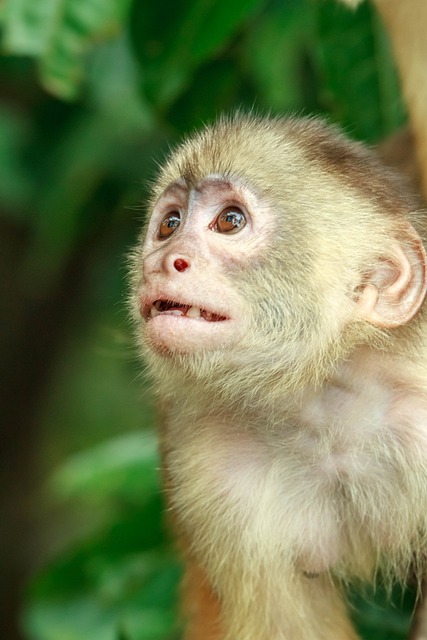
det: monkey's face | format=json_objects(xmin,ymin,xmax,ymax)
[
  {"xmin": 131, "ymin": 114, "xmax": 427, "ymax": 406},
  {"xmin": 136, "ymin": 174, "xmax": 276, "ymax": 356}
]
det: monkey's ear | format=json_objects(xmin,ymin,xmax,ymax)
[{"xmin": 355, "ymin": 225, "xmax": 427, "ymax": 328}]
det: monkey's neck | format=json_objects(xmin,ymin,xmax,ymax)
[
  {"xmin": 169, "ymin": 345, "xmax": 420, "ymax": 425},
  {"xmin": 150, "ymin": 333, "xmax": 426, "ymax": 427},
  {"xmin": 148, "ymin": 353, "xmax": 336, "ymax": 424}
]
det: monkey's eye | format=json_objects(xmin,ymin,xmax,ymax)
[
  {"xmin": 214, "ymin": 207, "xmax": 247, "ymax": 234},
  {"xmin": 158, "ymin": 212, "xmax": 181, "ymax": 239}
]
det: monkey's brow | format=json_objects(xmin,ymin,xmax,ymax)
[
  {"xmin": 162, "ymin": 180, "xmax": 188, "ymax": 196},
  {"xmin": 193, "ymin": 175, "xmax": 254, "ymax": 195},
  {"xmin": 164, "ymin": 174, "xmax": 257, "ymax": 200},
  {"xmin": 195, "ymin": 176, "xmax": 234, "ymax": 189}
]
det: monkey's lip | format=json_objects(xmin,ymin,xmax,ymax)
[{"xmin": 143, "ymin": 299, "xmax": 229, "ymax": 322}]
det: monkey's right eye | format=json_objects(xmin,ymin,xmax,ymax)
[{"xmin": 158, "ymin": 212, "xmax": 181, "ymax": 239}]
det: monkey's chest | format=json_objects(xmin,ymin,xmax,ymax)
[{"xmin": 166, "ymin": 372, "xmax": 427, "ymax": 578}]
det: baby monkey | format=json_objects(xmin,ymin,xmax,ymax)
[{"xmin": 130, "ymin": 115, "xmax": 427, "ymax": 640}]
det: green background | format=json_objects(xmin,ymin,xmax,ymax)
[{"xmin": 0, "ymin": 0, "xmax": 413, "ymax": 638}]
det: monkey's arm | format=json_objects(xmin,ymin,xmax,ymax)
[
  {"xmin": 181, "ymin": 554, "xmax": 361, "ymax": 640},
  {"xmin": 181, "ymin": 560, "xmax": 223, "ymax": 640}
]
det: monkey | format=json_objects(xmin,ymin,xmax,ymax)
[{"xmin": 129, "ymin": 114, "xmax": 427, "ymax": 640}]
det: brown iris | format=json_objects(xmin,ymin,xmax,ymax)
[
  {"xmin": 158, "ymin": 212, "xmax": 181, "ymax": 239},
  {"xmin": 215, "ymin": 207, "xmax": 247, "ymax": 234}
]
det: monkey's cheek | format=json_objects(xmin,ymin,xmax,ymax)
[{"xmin": 143, "ymin": 316, "xmax": 240, "ymax": 354}]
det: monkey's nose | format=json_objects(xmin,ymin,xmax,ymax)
[{"xmin": 174, "ymin": 258, "xmax": 189, "ymax": 272}]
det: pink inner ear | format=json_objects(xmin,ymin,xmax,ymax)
[
  {"xmin": 372, "ymin": 259, "xmax": 405, "ymax": 291},
  {"xmin": 355, "ymin": 234, "xmax": 427, "ymax": 329}
]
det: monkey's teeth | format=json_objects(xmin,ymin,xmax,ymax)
[
  {"xmin": 187, "ymin": 306, "xmax": 201, "ymax": 318},
  {"xmin": 148, "ymin": 300, "xmax": 225, "ymax": 321}
]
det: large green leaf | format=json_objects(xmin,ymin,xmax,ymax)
[
  {"xmin": 313, "ymin": 0, "xmax": 406, "ymax": 141},
  {"xmin": 24, "ymin": 499, "xmax": 181, "ymax": 640},
  {"xmin": 52, "ymin": 432, "xmax": 160, "ymax": 504},
  {"xmin": 165, "ymin": 57, "xmax": 246, "ymax": 131},
  {"xmin": 1, "ymin": 0, "xmax": 132, "ymax": 98},
  {"xmin": 243, "ymin": 0, "xmax": 315, "ymax": 113},
  {"xmin": 24, "ymin": 562, "xmax": 180, "ymax": 640},
  {"xmin": 28, "ymin": 496, "xmax": 171, "ymax": 598},
  {"xmin": 130, "ymin": 0, "xmax": 268, "ymax": 108}
]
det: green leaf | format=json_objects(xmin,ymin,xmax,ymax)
[
  {"xmin": 51, "ymin": 431, "xmax": 160, "ymax": 503},
  {"xmin": 24, "ymin": 597, "xmax": 119, "ymax": 640},
  {"xmin": 25, "ymin": 597, "xmax": 178, "ymax": 640},
  {"xmin": 243, "ymin": 0, "xmax": 314, "ymax": 113},
  {"xmin": 25, "ymin": 545, "xmax": 181, "ymax": 640},
  {"xmin": 2, "ymin": 0, "xmax": 59, "ymax": 56},
  {"xmin": 313, "ymin": 0, "xmax": 406, "ymax": 142},
  {"xmin": 30, "ymin": 496, "xmax": 170, "ymax": 599},
  {"xmin": 2, "ymin": 0, "xmax": 132, "ymax": 98},
  {"xmin": 130, "ymin": 0, "xmax": 268, "ymax": 108},
  {"xmin": 165, "ymin": 58, "xmax": 244, "ymax": 131},
  {"xmin": 120, "ymin": 609, "xmax": 177, "ymax": 640},
  {"xmin": 87, "ymin": 35, "xmax": 155, "ymax": 129}
]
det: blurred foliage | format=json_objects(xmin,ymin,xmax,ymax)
[{"xmin": 0, "ymin": 0, "xmax": 413, "ymax": 638}]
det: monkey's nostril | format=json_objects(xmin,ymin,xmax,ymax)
[{"xmin": 174, "ymin": 258, "xmax": 189, "ymax": 272}]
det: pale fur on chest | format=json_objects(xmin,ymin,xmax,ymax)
[{"xmin": 164, "ymin": 348, "xmax": 427, "ymax": 608}]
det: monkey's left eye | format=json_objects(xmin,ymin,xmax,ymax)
[
  {"xmin": 158, "ymin": 212, "xmax": 181, "ymax": 239},
  {"xmin": 214, "ymin": 207, "xmax": 247, "ymax": 234}
]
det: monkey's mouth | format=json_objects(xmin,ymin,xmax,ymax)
[{"xmin": 146, "ymin": 299, "xmax": 228, "ymax": 322}]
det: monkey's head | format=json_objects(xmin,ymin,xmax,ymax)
[{"xmin": 130, "ymin": 115, "xmax": 427, "ymax": 403}]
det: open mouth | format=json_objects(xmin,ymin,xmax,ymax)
[{"xmin": 147, "ymin": 299, "xmax": 228, "ymax": 322}]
